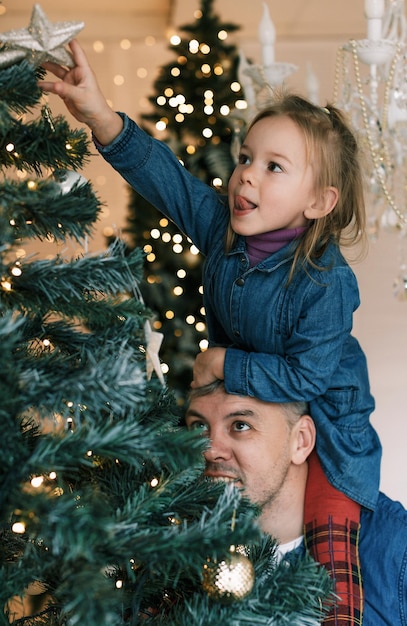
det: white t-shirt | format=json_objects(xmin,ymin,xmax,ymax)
[{"xmin": 275, "ymin": 535, "xmax": 304, "ymax": 563}]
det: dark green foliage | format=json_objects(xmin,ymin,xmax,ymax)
[
  {"xmin": 0, "ymin": 114, "xmax": 91, "ymax": 174},
  {"xmin": 0, "ymin": 60, "xmax": 45, "ymax": 114},
  {"xmin": 119, "ymin": 193, "xmax": 205, "ymax": 397},
  {"xmin": 146, "ymin": 539, "xmax": 335, "ymax": 625},
  {"xmin": 0, "ymin": 178, "xmax": 101, "ymax": 243},
  {"xmin": 0, "ymin": 47, "xmax": 333, "ymax": 626},
  {"xmin": 124, "ymin": 0, "xmax": 245, "ymax": 398},
  {"xmin": 141, "ymin": 0, "xmax": 240, "ymax": 182}
]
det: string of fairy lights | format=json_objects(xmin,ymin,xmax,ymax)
[
  {"xmin": 144, "ymin": 217, "xmax": 208, "ymax": 365},
  {"xmin": 1, "ymin": 5, "xmax": 250, "ymax": 379},
  {"xmin": 1, "ymin": 9, "xmax": 227, "ymax": 559}
]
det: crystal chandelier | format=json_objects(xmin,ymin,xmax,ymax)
[{"xmin": 333, "ymin": 0, "xmax": 407, "ymax": 300}]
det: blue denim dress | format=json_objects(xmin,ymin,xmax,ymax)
[{"xmin": 97, "ymin": 114, "xmax": 381, "ymax": 510}]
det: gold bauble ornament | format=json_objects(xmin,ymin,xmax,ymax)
[{"xmin": 202, "ymin": 550, "xmax": 255, "ymax": 603}]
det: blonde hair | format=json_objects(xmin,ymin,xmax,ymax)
[{"xmin": 226, "ymin": 92, "xmax": 367, "ymax": 282}]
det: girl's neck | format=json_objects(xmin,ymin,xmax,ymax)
[{"xmin": 246, "ymin": 227, "xmax": 307, "ymax": 267}]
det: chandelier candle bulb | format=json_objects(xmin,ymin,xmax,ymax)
[
  {"xmin": 365, "ymin": 0, "xmax": 385, "ymax": 40},
  {"xmin": 258, "ymin": 2, "xmax": 275, "ymax": 67}
]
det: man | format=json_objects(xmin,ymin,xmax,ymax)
[{"xmin": 185, "ymin": 381, "xmax": 407, "ymax": 626}]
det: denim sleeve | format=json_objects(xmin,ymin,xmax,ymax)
[
  {"xmin": 95, "ymin": 113, "xmax": 227, "ymax": 255},
  {"xmin": 223, "ymin": 266, "xmax": 361, "ymax": 402}
]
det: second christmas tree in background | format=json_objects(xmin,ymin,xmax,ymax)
[{"xmin": 122, "ymin": 0, "xmax": 245, "ymax": 398}]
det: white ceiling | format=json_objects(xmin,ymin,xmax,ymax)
[
  {"xmin": 1, "ymin": 0, "xmax": 367, "ymax": 43},
  {"xmin": 0, "ymin": 0, "xmax": 174, "ymax": 40}
]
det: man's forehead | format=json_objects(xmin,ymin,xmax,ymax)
[{"xmin": 187, "ymin": 391, "xmax": 271, "ymax": 418}]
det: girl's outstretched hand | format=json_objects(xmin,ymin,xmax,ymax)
[
  {"xmin": 191, "ymin": 347, "xmax": 226, "ymax": 388},
  {"xmin": 39, "ymin": 39, "xmax": 123, "ymax": 145}
]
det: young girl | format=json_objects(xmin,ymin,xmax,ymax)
[{"xmin": 41, "ymin": 40, "xmax": 381, "ymax": 625}]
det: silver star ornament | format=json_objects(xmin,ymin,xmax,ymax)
[
  {"xmin": 144, "ymin": 321, "xmax": 165, "ymax": 386},
  {"xmin": 0, "ymin": 3, "xmax": 84, "ymax": 68}
]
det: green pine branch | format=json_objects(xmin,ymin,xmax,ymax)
[
  {"xmin": 2, "ymin": 243, "xmax": 145, "ymax": 315},
  {"xmin": 141, "ymin": 537, "xmax": 334, "ymax": 625},
  {"xmin": 0, "ymin": 114, "xmax": 91, "ymax": 174},
  {"xmin": 0, "ymin": 60, "xmax": 45, "ymax": 114},
  {"xmin": 0, "ymin": 178, "xmax": 102, "ymax": 244}
]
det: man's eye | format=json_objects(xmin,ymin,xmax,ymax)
[
  {"xmin": 233, "ymin": 421, "xmax": 250, "ymax": 432},
  {"xmin": 188, "ymin": 421, "xmax": 208, "ymax": 432}
]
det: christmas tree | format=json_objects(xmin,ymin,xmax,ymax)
[
  {"xmin": 0, "ymin": 6, "xmax": 334, "ymax": 625},
  {"xmin": 122, "ymin": 0, "xmax": 246, "ymax": 399},
  {"xmin": 141, "ymin": 0, "xmax": 242, "ymax": 183}
]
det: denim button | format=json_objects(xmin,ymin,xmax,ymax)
[
  {"xmin": 236, "ymin": 277, "xmax": 245, "ymax": 286},
  {"xmin": 233, "ymin": 330, "xmax": 240, "ymax": 337}
]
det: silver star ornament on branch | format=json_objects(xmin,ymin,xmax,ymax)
[
  {"xmin": 0, "ymin": 3, "xmax": 84, "ymax": 69},
  {"xmin": 144, "ymin": 321, "xmax": 165, "ymax": 386}
]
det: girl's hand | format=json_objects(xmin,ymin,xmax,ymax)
[
  {"xmin": 39, "ymin": 39, "xmax": 123, "ymax": 145},
  {"xmin": 191, "ymin": 347, "xmax": 226, "ymax": 388}
]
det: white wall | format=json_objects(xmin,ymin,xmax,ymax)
[{"xmin": 353, "ymin": 232, "xmax": 407, "ymax": 506}]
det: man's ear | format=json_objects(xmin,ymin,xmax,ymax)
[
  {"xmin": 304, "ymin": 186, "xmax": 339, "ymax": 220},
  {"xmin": 291, "ymin": 415, "xmax": 316, "ymax": 465}
]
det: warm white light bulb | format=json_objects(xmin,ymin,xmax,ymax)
[{"xmin": 12, "ymin": 522, "xmax": 26, "ymax": 534}]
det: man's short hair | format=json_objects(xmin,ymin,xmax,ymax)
[{"xmin": 187, "ymin": 380, "xmax": 309, "ymax": 429}]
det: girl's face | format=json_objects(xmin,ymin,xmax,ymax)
[{"xmin": 228, "ymin": 115, "xmax": 318, "ymax": 236}]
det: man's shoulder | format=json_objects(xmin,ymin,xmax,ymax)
[
  {"xmin": 360, "ymin": 492, "xmax": 407, "ymax": 626},
  {"xmin": 361, "ymin": 491, "xmax": 407, "ymax": 528},
  {"xmin": 360, "ymin": 492, "xmax": 407, "ymax": 546}
]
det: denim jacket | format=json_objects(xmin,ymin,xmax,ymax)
[
  {"xmin": 358, "ymin": 493, "xmax": 407, "ymax": 625},
  {"xmin": 97, "ymin": 114, "xmax": 381, "ymax": 509}
]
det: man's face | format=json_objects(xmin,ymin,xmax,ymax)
[{"xmin": 185, "ymin": 388, "xmax": 297, "ymax": 512}]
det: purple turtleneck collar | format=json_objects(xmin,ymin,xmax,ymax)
[{"xmin": 246, "ymin": 227, "xmax": 307, "ymax": 267}]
